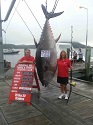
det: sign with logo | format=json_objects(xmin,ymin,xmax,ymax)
[
  {"xmin": 41, "ymin": 50, "xmax": 50, "ymax": 58},
  {"xmin": 8, "ymin": 63, "xmax": 40, "ymax": 105}
]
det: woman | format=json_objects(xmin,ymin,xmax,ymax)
[
  {"xmin": 18, "ymin": 49, "xmax": 34, "ymax": 64},
  {"xmin": 73, "ymin": 51, "xmax": 77, "ymax": 64},
  {"xmin": 78, "ymin": 48, "xmax": 83, "ymax": 62},
  {"xmin": 57, "ymin": 50, "xmax": 71, "ymax": 100}
]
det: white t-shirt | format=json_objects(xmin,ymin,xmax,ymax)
[{"xmin": 78, "ymin": 51, "xmax": 83, "ymax": 58}]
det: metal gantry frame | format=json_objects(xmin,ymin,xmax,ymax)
[{"xmin": 0, "ymin": 0, "xmax": 16, "ymax": 78}]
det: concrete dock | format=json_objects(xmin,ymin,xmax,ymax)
[{"xmin": 0, "ymin": 71, "xmax": 93, "ymax": 125}]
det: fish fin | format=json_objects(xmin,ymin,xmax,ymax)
[
  {"xmin": 34, "ymin": 38, "xmax": 39, "ymax": 48},
  {"xmin": 41, "ymin": 4, "xmax": 48, "ymax": 19},
  {"xmin": 55, "ymin": 34, "xmax": 61, "ymax": 43},
  {"xmin": 48, "ymin": 12, "xmax": 64, "ymax": 19},
  {"xmin": 41, "ymin": 4, "xmax": 64, "ymax": 19}
]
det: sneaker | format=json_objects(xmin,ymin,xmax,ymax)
[
  {"xmin": 58, "ymin": 94, "xmax": 64, "ymax": 99},
  {"xmin": 65, "ymin": 94, "xmax": 68, "ymax": 100}
]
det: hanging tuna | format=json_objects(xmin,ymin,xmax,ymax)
[{"xmin": 34, "ymin": 4, "xmax": 64, "ymax": 87}]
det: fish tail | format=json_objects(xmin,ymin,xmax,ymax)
[{"xmin": 41, "ymin": 4, "xmax": 64, "ymax": 20}]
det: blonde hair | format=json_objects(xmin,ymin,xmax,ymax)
[{"xmin": 59, "ymin": 50, "xmax": 67, "ymax": 59}]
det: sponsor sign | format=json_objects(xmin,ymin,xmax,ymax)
[
  {"xmin": 8, "ymin": 63, "xmax": 35, "ymax": 104},
  {"xmin": 41, "ymin": 50, "xmax": 50, "ymax": 58}
]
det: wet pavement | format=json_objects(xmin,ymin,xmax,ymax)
[{"xmin": 0, "ymin": 75, "xmax": 93, "ymax": 125}]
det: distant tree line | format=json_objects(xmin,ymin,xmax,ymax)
[
  {"xmin": 3, "ymin": 44, "xmax": 36, "ymax": 49},
  {"xmin": 3, "ymin": 42, "xmax": 91, "ymax": 49}
]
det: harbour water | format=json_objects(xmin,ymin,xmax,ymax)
[
  {"xmin": 4, "ymin": 49, "xmax": 36, "ymax": 67},
  {"xmin": 4, "ymin": 48, "xmax": 93, "ymax": 68}
]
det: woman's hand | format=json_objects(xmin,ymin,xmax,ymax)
[
  {"xmin": 18, "ymin": 60, "xmax": 34, "ymax": 64},
  {"xmin": 70, "ymin": 66, "xmax": 72, "ymax": 69}
]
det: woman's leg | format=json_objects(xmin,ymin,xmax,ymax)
[
  {"xmin": 60, "ymin": 84, "xmax": 65, "ymax": 93},
  {"xmin": 64, "ymin": 85, "xmax": 67, "ymax": 94},
  {"xmin": 64, "ymin": 84, "xmax": 68, "ymax": 99},
  {"xmin": 59, "ymin": 84, "xmax": 65, "ymax": 99}
]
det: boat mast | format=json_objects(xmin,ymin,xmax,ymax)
[{"xmin": 0, "ymin": 0, "xmax": 16, "ymax": 78}]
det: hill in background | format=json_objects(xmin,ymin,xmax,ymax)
[
  {"xmin": 3, "ymin": 44, "xmax": 36, "ymax": 49},
  {"xmin": 3, "ymin": 41, "xmax": 91, "ymax": 49},
  {"xmin": 58, "ymin": 41, "xmax": 91, "ymax": 48}
]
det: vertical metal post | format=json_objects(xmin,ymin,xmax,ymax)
[
  {"xmin": 67, "ymin": 48, "xmax": 70, "ymax": 59},
  {"xmin": 66, "ymin": 26, "xmax": 73, "ymax": 104},
  {"xmin": 79, "ymin": 6, "xmax": 88, "ymax": 74},
  {"xmin": 86, "ymin": 8, "xmax": 88, "ymax": 48},
  {"xmin": 0, "ymin": 0, "xmax": 16, "ymax": 78},
  {"xmin": 0, "ymin": 1, "xmax": 5, "ymax": 78},
  {"xmin": 70, "ymin": 26, "xmax": 73, "ymax": 81},
  {"xmin": 85, "ymin": 48, "xmax": 91, "ymax": 78},
  {"xmin": 85, "ymin": 8, "xmax": 88, "ymax": 72}
]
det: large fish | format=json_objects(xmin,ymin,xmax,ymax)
[{"xmin": 34, "ymin": 4, "xmax": 64, "ymax": 87}]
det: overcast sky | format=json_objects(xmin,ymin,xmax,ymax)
[{"xmin": 1, "ymin": 0, "xmax": 93, "ymax": 46}]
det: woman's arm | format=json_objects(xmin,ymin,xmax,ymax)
[
  {"xmin": 68, "ymin": 59, "xmax": 72, "ymax": 69},
  {"xmin": 18, "ymin": 60, "xmax": 34, "ymax": 64}
]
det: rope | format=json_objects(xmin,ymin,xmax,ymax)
[
  {"xmin": 23, "ymin": 0, "xmax": 42, "ymax": 30},
  {"xmin": 52, "ymin": 0, "xmax": 59, "ymax": 13},
  {"xmin": 3, "ymin": 0, "xmax": 21, "ymax": 60},
  {"xmin": 45, "ymin": 0, "xmax": 47, "ymax": 11},
  {"xmin": 14, "ymin": 7, "xmax": 35, "ymax": 38},
  {"xmin": 5, "ymin": 0, "xmax": 21, "ymax": 31},
  {"xmin": 5, "ymin": 0, "xmax": 35, "ymax": 38}
]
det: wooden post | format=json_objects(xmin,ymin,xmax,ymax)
[
  {"xmin": 24, "ymin": 48, "xmax": 26, "ymax": 56},
  {"xmin": 85, "ymin": 48, "xmax": 91, "ymax": 78},
  {"xmin": 67, "ymin": 48, "xmax": 70, "ymax": 59}
]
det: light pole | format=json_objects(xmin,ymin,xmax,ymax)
[{"xmin": 79, "ymin": 6, "xmax": 88, "ymax": 69}]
